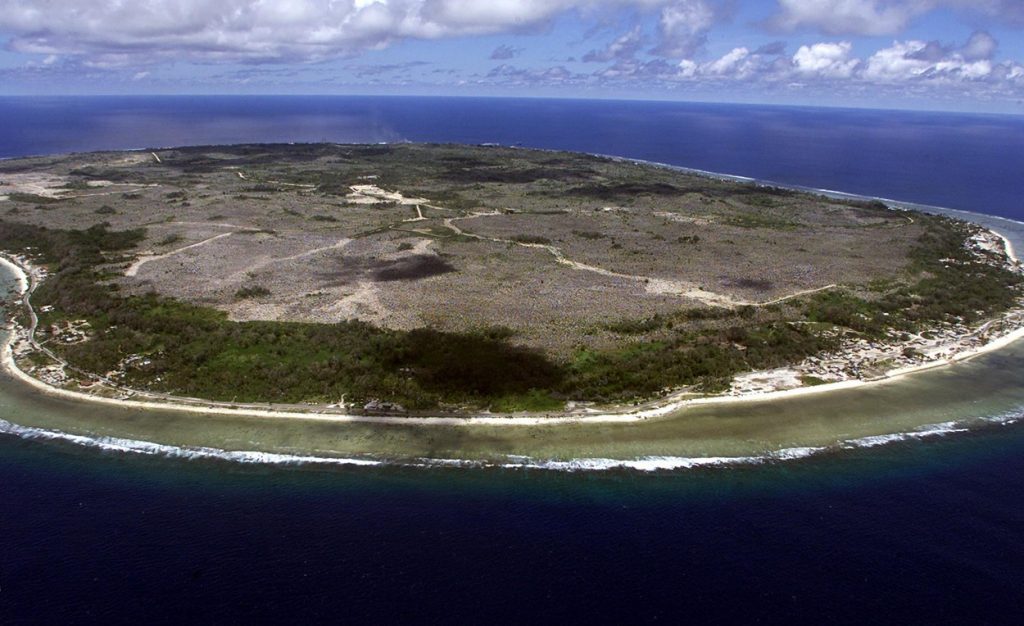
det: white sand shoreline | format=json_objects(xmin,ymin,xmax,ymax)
[{"xmin": 1, "ymin": 222, "xmax": 1023, "ymax": 427}]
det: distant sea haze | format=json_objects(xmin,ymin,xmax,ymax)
[{"xmin": 1, "ymin": 95, "xmax": 1022, "ymax": 220}]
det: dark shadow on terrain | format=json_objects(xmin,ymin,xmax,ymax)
[
  {"xmin": 375, "ymin": 255, "xmax": 456, "ymax": 281},
  {"xmin": 317, "ymin": 253, "xmax": 456, "ymax": 285},
  {"xmin": 438, "ymin": 165, "xmax": 596, "ymax": 184},
  {"xmin": 109, "ymin": 144, "xmax": 398, "ymax": 174},
  {"xmin": 566, "ymin": 182, "xmax": 802, "ymax": 202},
  {"xmin": 403, "ymin": 328, "xmax": 564, "ymax": 398},
  {"xmin": 425, "ymin": 150, "xmax": 606, "ymax": 184},
  {"xmin": 568, "ymin": 182, "xmax": 691, "ymax": 199}
]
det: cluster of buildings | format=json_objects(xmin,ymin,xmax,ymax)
[
  {"xmin": 728, "ymin": 302, "xmax": 1024, "ymax": 397},
  {"xmin": 41, "ymin": 318, "xmax": 92, "ymax": 345}
]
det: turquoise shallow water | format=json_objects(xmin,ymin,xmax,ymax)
[
  {"xmin": 2, "ymin": 97, "xmax": 1024, "ymax": 622},
  {"xmin": 1, "ymin": 189, "xmax": 1022, "ymax": 468}
]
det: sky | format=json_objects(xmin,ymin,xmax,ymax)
[{"xmin": 1, "ymin": 0, "xmax": 1024, "ymax": 113}]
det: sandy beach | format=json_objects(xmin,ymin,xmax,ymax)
[{"xmin": 2, "ymin": 220, "xmax": 1023, "ymax": 427}]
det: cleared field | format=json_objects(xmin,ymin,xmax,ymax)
[
  {"xmin": 2, "ymin": 144, "xmax": 1017, "ymax": 411},
  {"xmin": 2, "ymin": 144, "xmax": 922, "ymax": 354}
]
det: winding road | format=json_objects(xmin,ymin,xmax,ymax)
[{"xmin": 443, "ymin": 212, "xmax": 837, "ymax": 309}]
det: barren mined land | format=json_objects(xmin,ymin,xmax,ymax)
[{"xmin": 1, "ymin": 143, "xmax": 1021, "ymax": 415}]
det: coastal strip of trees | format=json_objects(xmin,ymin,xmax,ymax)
[{"xmin": 0, "ymin": 214, "xmax": 1019, "ymax": 411}]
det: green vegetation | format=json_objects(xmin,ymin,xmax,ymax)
[
  {"xmin": 235, "ymin": 285, "xmax": 271, "ymax": 299},
  {"xmin": 0, "ymin": 143, "xmax": 1020, "ymax": 414},
  {"xmin": 511, "ymin": 234, "xmax": 552, "ymax": 245},
  {"xmin": 0, "ymin": 217, "xmax": 845, "ymax": 406},
  {"xmin": 802, "ymin": 216, "xmax": 1022, "ymax": 337},
  {"xmin": 1, "ymin": 218, "xmax": 837, "ymax": 408},
  {"xmin": 488, "ymin": 389, "xmax": 566, "ymax": 413},
  {"xmin": 8, "ymin": 192, "xmax": 60, "ymax": 204},
  {"xmin": 4, "ymin": 208, "xmax": 1018, "ymax": 412},
  {"xmin": 244, "ymin": 184, "xmax": 282, "ymax": 193},
  {"xmin": 724, "ymin": 212, "xmax": 801, "ymax": 230},
  {"xmin": 0, "ymin": 220, "xmax": 562, "ymax": 410},
  {"xmin": 574, "ymin": 320, "xmax": 837, "ymax": 398},
  {"xmin": 572, "ymin": 230, "xmax": 607, "ymax": 240}
]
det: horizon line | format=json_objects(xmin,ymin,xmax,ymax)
[{"xmin": 1, "ymin": 93, "xmax": 1022, "ymax": 118}]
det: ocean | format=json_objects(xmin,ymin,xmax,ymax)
[
  {"xmin": 2, "ymin": 96, "xmax": 1023, "ymax": 219},
  {"xmin": 1, "ymin": 96, "xmax": 1024, "ymax": 623}
]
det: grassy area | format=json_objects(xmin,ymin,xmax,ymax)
[
  {"xmin": 511, "ymin": 234, "xmax": 552, "ymax": 245},
  {"xmin": 2, "ymin": 214, "xmax": 839, "ymax": 406},
  {"xmin": 0, "ymin": 172, "xmax": 1020, "ymax": 412},
  {"xmin": 235, "ymin": 285, "xmax": 271, "ymax": 299},
  {"xmin": 802, "ymin": 216, "xmax": 1022, "ymax": 336},
  {"xmin": 724, "ymin": 212, "xmax": 801, "ymax": 230},
  {"xmin": 8, "ymin": 192, "xmax": 61, "ymax": 205}
]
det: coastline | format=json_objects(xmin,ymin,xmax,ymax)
[{"xmin": 2, "ymin": 224, "xmax": 1023, "ymax": 427}]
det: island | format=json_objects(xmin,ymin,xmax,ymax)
[{"xmin": 0, "ymin": 143, "xmax": 1021, "ymax": 422}]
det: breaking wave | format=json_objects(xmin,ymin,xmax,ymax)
[
  {"xmin": 0, "ymin": 418, "xmax": 383, "ymax": 467},
  {"xmin": 3, "ymin": 409, "xmax": 1022, "ymax": 473}
]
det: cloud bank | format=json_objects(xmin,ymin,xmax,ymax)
[
  {"xmin": 770, "ymin": 0, "xmax": 1024, "ymax": 35},
  {"xmin": 0, "ymin": 0, "xmax": 721, "ymax": 65},
  {"xmin": 484, "ymin": 29, "xmax": 1023, "ymax": 99},
  {"xmin": 638, "ymin": 31, "xmax": 1023, "ymax": 97},
  {"xmin": 2, "ymin": 1, "xmax": 1022, "ymax": 103}
]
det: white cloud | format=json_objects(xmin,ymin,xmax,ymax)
[
  {"xmin": 704, "ymin": 47, "xmax": 757, "ymax": 78},
  {"xmin": 486, "ymin": 62, "xmax": 584, "ymax": 85},
  {"xmin": 961, "ymin": 30, "xmax": 997, "ymax": 61},
  {"xmin": 943, "ymin": 0, "xmax": 1024, "ymax": 26},
  {"xmin": 704, "ymin": 47, "xmax": 748, "ymax": 74},
  {"xmin": 863, "ymin": 39, "xmax": 996, "ymax": 82},
  {"xmin": 666, "ymin": 47, "xmax": 777, "ymax": 82},
  {"xmin": 651, "ymin": 0, "xmax": 715, "ymax": 57},
  {"xmin": 862, "ymin": 41, "xmax": 930, "ymax": 80},
  {"xmin": 771, "ymin": 0, "xmax": 927, "ymax": 36},
  {"xmin": 676, "ymin": 59, "xmax": 699, "ymax": 77},
  {"xmin": 4, "ymin": 0, "xmax": 1022, "ymax": 101},
  {"xmin": 583, "ymin": 26, "xmax": 645, "ymax": 62},
  {"xmin": 490, "ymin": 44, "xmax": 520, "ymax": 60},
  {"xmin": 771, "ymin": 0, "xmax": 1024, "ymax": 36},
  {"xmin": 792, "ymin": 41, "xmax": 859, "ymax": 78},
  {"xmin": 647, "ymin": 31, "xmax": 1014, "ymax": 91},
  {"xmin": 0, "ymin": 0, "xmax": 722, "ymax": 65}
]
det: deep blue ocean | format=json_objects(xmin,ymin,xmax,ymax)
[
  {"xmin": 2, "ymin": 96, "xmax": 1023, "ymax": 218},
  {"xmin": 2, "ymin": 96, "xmax": 1024, "ymax": 624}
]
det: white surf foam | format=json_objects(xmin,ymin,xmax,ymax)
[
  {"xmin": 839, "ymin": 415, "xmax": 1007, "ymax": 450},
  {"xmin": 2, "ymin": 412, "xmax": 1023, "ymax": 473},
  {"xmin": 497, "ymin": 446, "xmax": 825, "ymax": 472},
  {"xmin": 0, "ymin": 418, "xmax": 823, "ymax": 471},
  {"xmin": 0, "ymin": 419, "xmax": 383, "ymax": 467}
]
